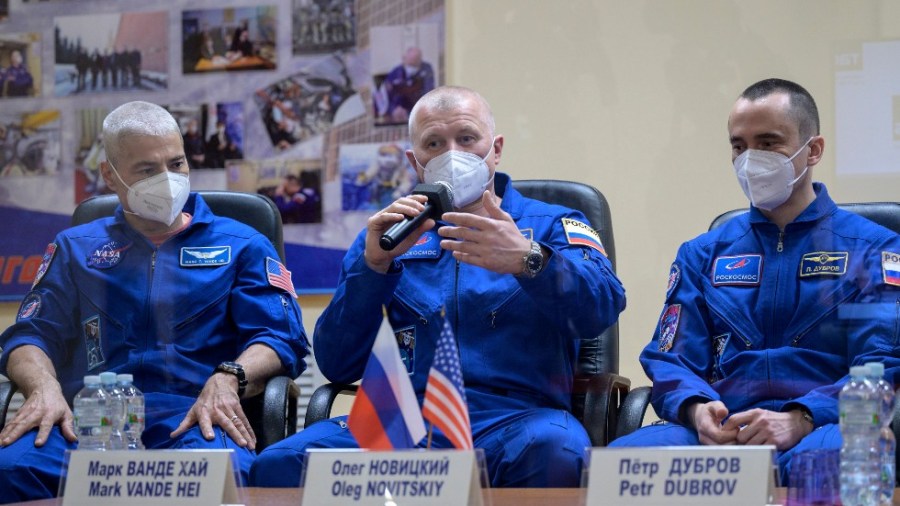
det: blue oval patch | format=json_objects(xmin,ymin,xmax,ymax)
[{"xmin": 88, "ymin": 240, "xmax": 131, "ymax": 269}]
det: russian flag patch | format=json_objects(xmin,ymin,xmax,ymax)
[
  {"xmin": 561, "ymin": 218, "xmax": 606, "ymax": 255},
  {"xmin": 883, "ymin": 251, "xmax": 900, "ymax": 287}
]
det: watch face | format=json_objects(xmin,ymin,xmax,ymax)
[{"xmin": 526, "ymin": 253, "xmax": 542, "ymax": 272}]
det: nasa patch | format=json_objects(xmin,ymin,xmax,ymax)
[
  {"xmin": 799, "ymin": 251, "xmax": 848, "ymax": 278},
  {"xmin": 87, "ymin": 240, "xmax": 130, "ymax": 269},
  {"xmin": 665, "ymin": 263, "xmax": 681, "ymax": 300},
  {"xmin": 180, "ymin": 246, "xmax": 232, "ymax": 267},
  {"xmin": 394, "ymin": 325, "xmax": 416, "ymax": 374},
  {"xmin": 396, "ymin": 231, "xmax": 441, "ymax": 260},
  {"xmin": 82, "ymin": 315, "xmax": 105, "ymax": 371},
  {"xmin": 657, "ymin": 304, "xmax": 681, "ymax": 352},
  {"xmin": 17, "ymin": 293, "xmax": 42, "ymax": 320},
  {"xmin": 712, "ymin": 254, "xmax": 762, "ymax": 286},
  {"xmin": 31, "ymin": 243, "xmax": 57, "ymax": 289}
]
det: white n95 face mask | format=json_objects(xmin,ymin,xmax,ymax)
[
  {"xmin": 109, "ymin": 163, "xmax": 190, "ymax": 226},
  {"xmin": 416, "ymin": 139, "xmax": 495, "ymax": 209},
  {"xmin": 733, "ymin": 137, "xmax": 812, "ymax": 211}
]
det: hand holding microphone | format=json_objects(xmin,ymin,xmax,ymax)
[{"xmin": 379, "ymin": 182, "xmax": 453, "ymax": 251}]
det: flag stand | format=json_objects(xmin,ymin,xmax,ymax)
[{"xmin": 426, "ymin": 422, "xmax": 434, "ymax": 449}]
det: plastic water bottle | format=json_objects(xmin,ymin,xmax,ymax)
[
  {"xmin": 73, "ymin": 375, "xmax": 110, "ymax": 450},
  {"xmin": 99, "ymin": 372, "xmax": 126, "ymax": 450},
  {"xmin": 840, "ymin": 365, "xmax": 881, "ymax": 506},
  {"xmin": 117, "ymin": 374, "xmax": 145, "ymax": 450},
  {"xmin": 865, "ymin": 362, "xmax": 895, "ymax": 506}
]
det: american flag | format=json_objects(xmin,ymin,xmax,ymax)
[
  {"xmin": 422, "ymin": 318, "xmax": 473, "ymax": 449},
  {"xmin": 266, "ymin": 257, "xmax": 297, "ymax": 298}
]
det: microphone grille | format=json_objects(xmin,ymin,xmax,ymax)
[{"xmin": 435, "ymin": 180, "xmax": 454, "ymax": 206}]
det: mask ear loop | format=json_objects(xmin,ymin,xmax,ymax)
[{"xmin": 106, "ymin": 161, "xmax": 140, "ymax": 217}]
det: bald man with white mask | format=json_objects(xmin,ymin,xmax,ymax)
[{"xmin": 251, "ymin": 86, "xmax": 625, "ymax": 488}]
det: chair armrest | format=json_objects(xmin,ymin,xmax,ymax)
[
  {"xmin": 0, "ymin": 379, "xmax": 17, "ymax": 432},
  {"xmin": 575, "ymin": 372, "xmax": 630, "ymax": 447},
  {"xmin": 241, "ymin": 375, "xmax": 299, "ymax": 451},
  {"xmin": 304, "ymin": 383, "xmax": 357, "ymax": 429},
  {"xmin": 615, "ymin": 385, "xmax": 651, "ymax": 441}
]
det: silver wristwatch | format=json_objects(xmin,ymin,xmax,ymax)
[{"xmin": 518, "ymin": 241, "xmax": 545, "ymax": 278}]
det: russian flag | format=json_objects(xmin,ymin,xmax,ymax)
[
  {"xmin": 884, "ymin": 251, "xmax": 900, "ymax": 287},
  {"xmin": 348, "ymin": 320, "xmax": 426, "ymax": 450}
]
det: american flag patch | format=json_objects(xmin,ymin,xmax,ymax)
[
  {"xmin": 266, "ymin": 257, "xmax": 297, "ymax": 298},
  {"xmin": 561, "ymin": 218, "xmax": 606, "ymax": 255}
]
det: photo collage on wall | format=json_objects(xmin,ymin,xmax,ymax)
[{"xmin": 0, "ymin": 0, "xmax": 447, "ymax": 299}]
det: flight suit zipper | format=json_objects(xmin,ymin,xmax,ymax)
[
  {"xmin": 790, "ymin": 288, "xmax": 857, "ymax": 346},
  {"xmin": 776, "ymin": 231, "xmax": 784, "ymax": 253}
]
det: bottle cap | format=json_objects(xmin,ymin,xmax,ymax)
[
  {"xmin": 84, "ymin": 375, "xmax": 101, "ymax": 385},
  {"xmin": 117, "ymin": 373, "xmax": 134, "ymax": 383},
  {"xmin": 99, "ymin": 371, "xmax": 117, "ymax": 384},
  {"xmin": 850, "ymin": 365, "xmax": 868, "ymax": 378},
  {"xmin": 865, "ymin": 362, "xmax": 885, "ymax": 378}
]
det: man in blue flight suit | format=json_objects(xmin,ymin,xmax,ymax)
[
  {"xmin": 610, "ymin": 78, "xmax": 900, "ymax": 484},
  {"xmin": 0, "ymin": 101, "xmax": 309, "ymax": 504},
  {"xmin": 250, "ymin": 85, "xmax": 626, "ymax": 488}
]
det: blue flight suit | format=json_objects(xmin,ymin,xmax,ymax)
[
  {"xmin": 0, "ymin": 193, "xmax": 309, "ymax": 504},
  {"xmin": 251, "ymin": 172, "xmax": 626, "ymax": 488},
  {"xmin": 611, "ymin": 183, "xmax": 900, "ymax": 485}
]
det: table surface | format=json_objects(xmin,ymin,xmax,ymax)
[{"xmin": 0, "ymin": 487, "xmax": 819, "ymax": 506}]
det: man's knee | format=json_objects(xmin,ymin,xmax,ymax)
[
  {"xmin": 609, "ymin": 422, "xmax": 700, "ymax": 447},
  {"xmin": 251, "ymin": 417, "xmax": 355, "ymax": 487},
  {"xmin": 0, "ymin": 428, "xmax": 72, "ymax": 503}
]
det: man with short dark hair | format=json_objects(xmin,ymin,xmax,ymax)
[{"xmin": 610, "ymin": 78, "xmax": 900, "ymax": 484}]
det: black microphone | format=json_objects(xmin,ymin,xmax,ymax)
[{"xmin": 379, "ymin": 182, "xmax": 453, "ymax": 251}]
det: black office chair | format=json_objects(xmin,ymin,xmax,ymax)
[
  {"xmin": 304, "ymin": 179, "xmax": 645, "ymax": 446},
  {"xmin": 0, "ymin": 191, "xmax": 300, "ymax": 451}
]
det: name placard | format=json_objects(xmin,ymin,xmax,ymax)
[
  {"xmin": 62, "ymin": 450, "xmax": 240, "ymax": 506},
  {"xmin": 586, "ymin": 446, "xmax": 776, "ymax": 506},
  {"xmin": 302, "ymin": 449, "xmax": 484, "ymax": 505}
]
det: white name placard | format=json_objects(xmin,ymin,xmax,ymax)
[
  {"xmin": 302, "ymin": 449, "xmax": 483, "ymax": 506},
  {"xmin": 62, "ymin": 450, "xmax": 240, "ymax": 506},
  {"xmin": 586, "ymin": 446, "xmax": 776, "ymax": 506}
]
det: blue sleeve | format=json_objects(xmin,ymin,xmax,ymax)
[
  {"xmin": 639, "ymin": 241, "xmax": 720, "ymax": 423},
  {"xmin": 518, "ymin": 209, "xmax": 626, "ymax": 339},
  {"xmin": 313, "ymin": 229, "xmax": 401, "ymax": 384},
  {"xmin": 230, "ymin": 234, "xmax": 310, "ymax": 378},
  {"xmin": 0, "ymin": 238, "xmax": 79, "ymax": 376}
]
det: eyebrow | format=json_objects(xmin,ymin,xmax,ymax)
[{"xmin": 730, "ymin": 132, "xmax": 784, "ymax": 144}]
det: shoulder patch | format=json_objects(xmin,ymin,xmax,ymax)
[
  {"xmin": 17, "ymin": 293, "xmax": 42, "ymax": 320},
  {"xmin": 396, "ymin": 231, "xmax": 441, "ymax": 260},
  {"xmin": 666, "ymin": 263, "xmax": 681, "ymax": 300},
  {"xmin": 180, "ymin": 246, "xmax": 232, "ymax": 267},
  {"xmin": 883, "ymin": 251, "xmax": 900, "ymax": 287},
  {"xmin": 657, "ymin": 304, "xmax": 681, "ymax": 352},
  {"xmin": 519, "ymin": 228, "xmax": 533, "ymax": 241},
  {"xmin": 800, "ymin": 251, "xmax": 848, "ymax": 278},
  {"xmin": 712, "ymin": 254, "xmax": 762, "ymax": 286},
  {"xmin": 31, "ymin": 243, "xmax": 57, "ymax": 289},
  {"xmin": 266, "ymin": 257, "xmax": 297, "ymax": 298},
  {"xmin": 561, "ymin": 218, "xmax": 606, "ymax": 255}
]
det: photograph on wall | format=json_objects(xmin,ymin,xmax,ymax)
[
  {"xmin": 173, "ymin": 101, "xmax": 244, "ymax": 170},
  {"xmin": 339, "ymin": 141, "xmax": 414, "ymax": 211},
  {"xmin": 254, "ymin": 53, "xmax": 363, "ymax": 150},
  {"xmin": 54, "ymin": 11, "xmax": 168, "ymax": 96},
  {"xmin": 292, "ymin": 0, "xmax": 355, "ymax": 55},
  {"xmin": 182, "ymin": 5, "xmax": 277, "ymax": 74},
  {"xmin": 0, "ymin": 109, "xmax": 61, "ymax": 177},
  {"xmin": 73, "ymin": 108, "xmax": 109, "ymax": 204},
  {"xmin": 0, "ymin": 32, "xmax": 40, "ymax": 98},
  {"xmin": 370, "ymin": 24, "xmax": 440, "ymax": 126},
  {"xmin": 227, "ymin": 158, "xmax": 323, "ymax": 224}
]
